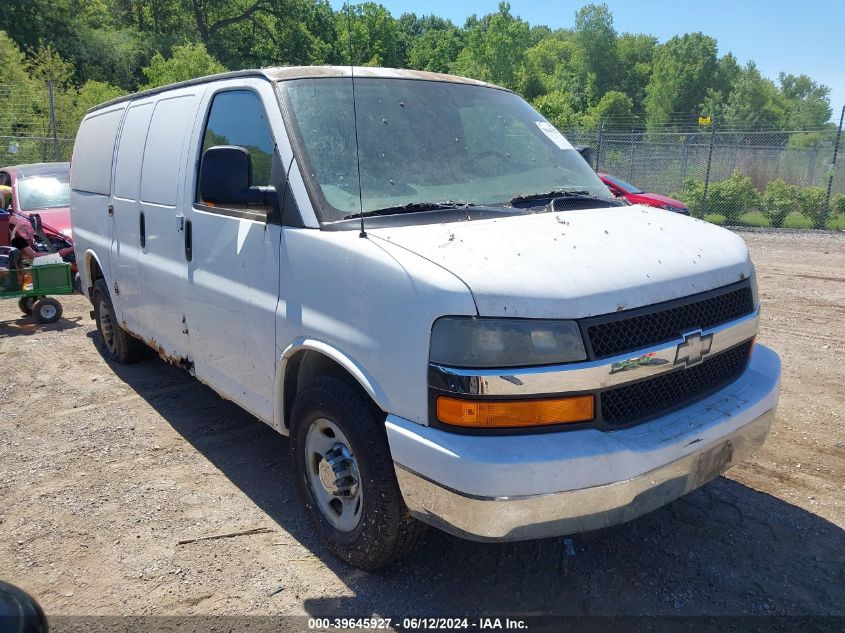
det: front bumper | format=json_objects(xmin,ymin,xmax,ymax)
[{"xmin": 386, "ymin": 344, "xmax": 780, "ymax": 541}]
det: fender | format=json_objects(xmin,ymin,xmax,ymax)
[
  {"xmin": 273, "ymin": 337, "xmax": 389, "ymax": 435},
  {"xmin": 81, "ymin": 249, "xmax": 124, "ymax": 321}
]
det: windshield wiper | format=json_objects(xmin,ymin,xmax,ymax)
[
  {"xmin": 510, "ymin": 189, "xmax": 623, "ymax": 207},
  {"xmin": 343, "ymin": 201, "xmax": 476, "ymax": 220}
]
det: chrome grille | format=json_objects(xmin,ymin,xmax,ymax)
[
  {"xmin": 600, "ymin": 340, "xmax": 753, "ymax": 426},
  {"xmin": 586, "ymin": 283, "xmax": 754, "ymax": 359}
]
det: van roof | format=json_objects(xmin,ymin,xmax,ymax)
[{"xmin": 86, "ymin": 66, "xmax": 505, "ymax": 114}]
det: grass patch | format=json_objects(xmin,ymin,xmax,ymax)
[{"xmin": 702, "ymin": 210, "xmax": 844, "ymax": 230}]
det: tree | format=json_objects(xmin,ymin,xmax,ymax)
[
  {"xmin": 779, "ymin": 73, "xmax": 832, "ymax": 130},
  {"xmin": 532, "ymin": 90, "xmax": 577, "ymax": 130},
  {"xmin": 721, "ymin": 62, "xmax": 786, "ymax": 129},
  {"xmin": 336, "ymin": 2, "xmax": 406, "ymax": 67},
  {"xmin": 408, "ymin": 27, "xmax": 464, "ymax": 73},
  {"xmin": 451, "ymin": 2, "xmax": 530, "ymax": 91},
  {"xmin": 571, "ymin": 3, "xmax": 617, "ymax": 104},
  {"xmin": 644, "ymin": 33, "xmax": 718, "ymax": 129},
  {"xmin": 141, "ymin": 42, "xmax": 227, "ymax": 88},
  {"xmin": 616, "ymin": 33, "xmax": 656, "ymax": 113},
  {"xmin": 519, "ymin": 34, "xmax": 576, "ymax": 100},
  {"xmin": 581, "ymin": 90, "xmax": 634, "ymax": 129}
]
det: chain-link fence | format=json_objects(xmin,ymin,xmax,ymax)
[
  {"xmin": 568, "ymin": 110, "xmax": 844, "ymax": 230},
  {"xmin": 1, "ymin": 81, "xmax": 842, "ymax": 229},
  {"xmin": 0, "ymin": 81, "xmax": 75, "ymax": 166}
]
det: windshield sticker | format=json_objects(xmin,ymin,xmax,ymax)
[{"xmin": 535, "ymin": 121, "xmax": 574, "ymax": 151}]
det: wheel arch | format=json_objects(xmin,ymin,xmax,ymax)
[
  {"xmin": 274, "ymin": 339, "xmax": 388, "ymax": 435},
  {"xmin": 83, "ymin": 249, "xmax": 107, "ymax": 299}
]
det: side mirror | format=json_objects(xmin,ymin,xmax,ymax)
[
  {"xmin": 198, "ymin": 145, "xmax": 276, "ymax": 207},
  {"xmin": 29, "ymin": 213, "xmax": 43, "ymax": 232},
  {"xmin": 575, "ymin": 145, "xmax": 595, "ymax": 170}
]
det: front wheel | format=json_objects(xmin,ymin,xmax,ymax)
[
  {"xmin": 32, "ymin": 297, "xmax": 62, "ymax": 324},
  {"xmin": 290, "ymin": 375, "xmax": 426, "ymax": 571},
  {"xmin": 92, "ymin": 279, "xmax": 149, "ymax": 363}
]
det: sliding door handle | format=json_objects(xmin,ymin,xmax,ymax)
[
  {"xmin": 139, "ymin": 211, "xmax": 146, "ymax": 248},
  {"xmin": 184, "ymin": 219, "xmax": 192, "ymax": 262}
]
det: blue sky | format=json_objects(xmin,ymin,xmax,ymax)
[{"xmin": 331, "ymin": 0, "xmax": 844, "ymax": 122}]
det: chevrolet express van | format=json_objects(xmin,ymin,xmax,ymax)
[{"xmin": 70, "ymin": 67, "xmax": 781, "ymax": 570}]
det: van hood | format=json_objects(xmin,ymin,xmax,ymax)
[{"xmin": 367, "ymin": 205, "xmax": 752, "ymax": 319}]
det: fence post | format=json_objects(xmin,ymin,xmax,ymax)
[
  {"xmin": 821, "ymin": 104, "xmax": 845, "ymax": 229},
  {"xmin": 594, "ymin": 119, "xmax": 604, "ymax": 170},
  {"xmin": 701, "ymin": 120, "xmax": 717, "ymax": 218},
  {"xmin": 628, "ymin": 128, "xmax": 635, "ymax": 181},
  {"xmin": 47, "ymin": 80, "xmax": 60, "ymax": 162}
]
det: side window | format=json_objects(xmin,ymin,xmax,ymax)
[
  {"xmin": 199, "ymin": 90, "xmax": 274, "ymax": 197},
  {"xmin": 0, "ymin": 172, "xmax": 9, "ymax": 187},
  {"xmin": 71, "ymin": 107, "xmax": 125, "ymax": 195}
]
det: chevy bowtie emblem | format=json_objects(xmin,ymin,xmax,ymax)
[{"xmin": 674, "ymin": 331, "xmax": 713, "ymax": 367}]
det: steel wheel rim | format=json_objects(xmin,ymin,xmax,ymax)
[
  {"xmin": 40, "ymin": 303, "xmax": 57, "ymax": 320},
  {"xmin": 98, "ymin": 299, "xmax": 116, "ymax": 352},
  {"xmin": 304, "ymin": 417, "xmax": 362, "ymax": 532}
]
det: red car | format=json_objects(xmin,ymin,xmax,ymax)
[
  {"xmin": 598, "ymin": 173, "xmax": 689, "ymax": 214},
  {"xmin": 0, "ymin": 162, "xmax": 76, "ymax": 269}
]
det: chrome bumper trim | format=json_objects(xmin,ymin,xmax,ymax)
[
  {"xmin": 395, "ymin": 408, "xmax": 774, "ymax": 541},
  {"xmin": 429, "ymin": 309, "xmax": 759, "ymax": 396}
]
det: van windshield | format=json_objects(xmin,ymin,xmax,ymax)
[{"xmin": 280, "ymin": 77, "xmax": 614, "ymax": 224}]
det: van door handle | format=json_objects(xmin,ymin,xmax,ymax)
[
  {"xmin": 184, "ymin": 219, "xmax": 192, "ymax": 262},
  {"xmin": 139, "ymin": 211, "xmax": 146, "ymax": 249}
]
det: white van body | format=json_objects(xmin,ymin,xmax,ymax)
[{"xmin": 71, "ymin": 67, "xmax": 780, "ymax": 568}]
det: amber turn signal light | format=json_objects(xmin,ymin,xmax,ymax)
[{"xmin": 436, "ymin": 395, "xmax": 595, "ymax": 428}]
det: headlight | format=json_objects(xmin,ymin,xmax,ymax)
[{"xmin": 430, "ymin": 317, "xmax": 586, "ymax": 368}]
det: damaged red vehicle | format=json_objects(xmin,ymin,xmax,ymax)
[{"xmin": 0, "ymin": 162, "xmax": 77, "ymax": 273}]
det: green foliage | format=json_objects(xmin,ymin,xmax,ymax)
[
  {"xmin": 141, "ymin": 43, "xmax": 227, "ymax": 89},
  {"xmin": 407, "ymin": 25, "xmax": 463, "ymax": 72},
  {"xmin": 833, "ymin": 194, "xmax": 845, "ymax": 218},
  {"xmin": 581, "ymin": 90, "xmax": 633, "ymax": 129},
  {"xmin": 798, "ymin": 186, "xmax": 827, "ymax": 228},
  {"xmin": 337, "ymin": 2, "xmax": 406, "ymax": 67},
  {"xmin": 761, "ymin": 179, "xmax": 801, "ymax": 228},
  {"xmin": 721, "ymin": 62, "xmax": 786, "ymax": 129},
  {"xmin": 451, "ymin": 3, "xmax": 531, "ymax": 91},
  {"xmin": 615, "ymin": 33, "xmax": 656, "ymax": 113},
  {"xmin": 0, "ymin": 0, "xmax": 837, "ymax": 170},
  {"xmin": 571, "ymin": 4, "xmax": 617, "ymax": 103},
  {"xmin": 644, "ymin": 33, "xmax": 718, "ymax": 129},
  {"xmin": 675, "ymin": 171, "xmax": 759, "ymax": 222},
  {"xmin": 532, "ymin": 90, "xmax": 577, "ymax": 129}
]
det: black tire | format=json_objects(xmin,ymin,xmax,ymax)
[
  {"xmin": 290, "ymin": 375, "xmax": 426, "ymax": 571},
  {"xmin": 92, "ymin": 279, "xmax": 149, "ymax": 363},
  {"xmin": 18, "ymin": 296, "xmax": 37, "ymax": 316},
  {"xmin": 32, "ymin": 297, "xmax": 62, "ymax": 324}
]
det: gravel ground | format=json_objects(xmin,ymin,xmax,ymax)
[{"xmin": 0, "ymin": 230, "xmax": 843, "ymax": 619}]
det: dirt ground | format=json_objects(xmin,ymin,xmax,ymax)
[{"xmin": 1, "ymin": 230, "xmax": 843, "ymax": 619}]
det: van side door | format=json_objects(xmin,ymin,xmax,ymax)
[
  {"xmin": 183, "ymin": 83, "xmax": 282, "ymax": 423},
  {"xmin": 109, "ymin": 100, "xmax": 154, "ymax": 332},
  {"xmin": 134, "ymin": 91, "xmax": 201, "ymax": 359}
]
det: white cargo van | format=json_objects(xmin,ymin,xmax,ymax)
[{"xmin": 70, "ymin": 67, "xmax": 780, "ymax": 570}]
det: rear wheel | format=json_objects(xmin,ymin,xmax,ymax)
[
  {"xmin": 18, "ymin": 296, "xmax": 38, "ymax": 316},
  {"xmin": 33, "ymin": 297, "xmax": 62, "ymax": 324},
  {"xmin": 290, "ymin": 375, "xmax": 426, "ymax": 571},
  {"xmin": 92, "ymin": 279, "xmax": 149, "ymax": 363}
]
